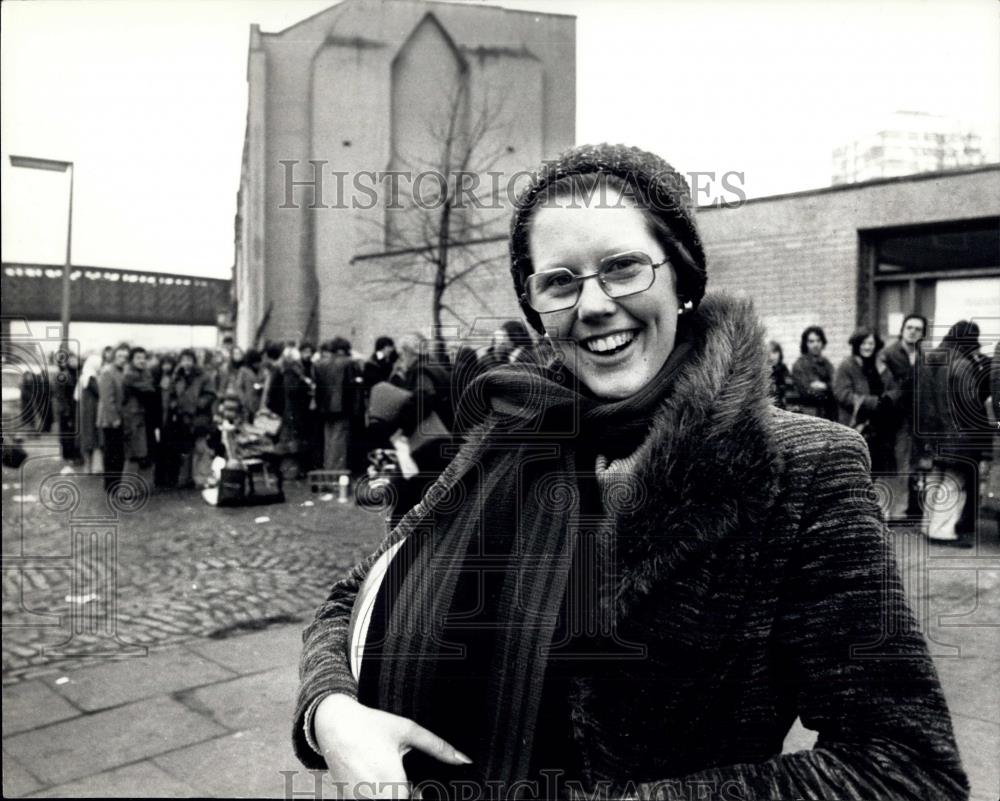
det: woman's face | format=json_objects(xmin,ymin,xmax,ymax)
[
  {"xmin": 859, "ymin": 335, "xmax": 877, "ymax": 359},
  {"xmin": 768, "ymin": 347, "xmax": 781, "ymax": 366},
  {"xmin": 806, "ymin": 333, "xmax": 824, "ymax": 355},
  {"xmin": 529, "ymin": 193, "xmax": 679, "ymax": 400}
]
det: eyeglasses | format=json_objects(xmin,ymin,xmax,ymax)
[{"xmin": 522, "ymin": 250, "xmax": 669, "ymax": 314}]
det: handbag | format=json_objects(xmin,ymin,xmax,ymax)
[
  {"xmin": 253, "ymin": 409, "xmax": 282, "ymax": 437},
  {"xmin": 849, "ymin": 396, "xmax": 870, "ymax": 438},
  {"xmin": 368, "ymin": 381, "xmax": 413, "ymax": 425},
  {"xmin": 406, "ymin": 409, "xmax": 450, "ymax": 456}
]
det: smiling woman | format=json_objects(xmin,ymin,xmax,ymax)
[{"xmin": 294, "ymin": 144, "xmax": 969, "ymax": 801}]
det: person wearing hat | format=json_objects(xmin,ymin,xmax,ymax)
[{"xmin": 293, "ymin": 145, "xmax": 967, "ymax": 800}]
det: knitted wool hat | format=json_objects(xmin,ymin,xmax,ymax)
[{"xmin": 509, "ymin": 143, "xmax": 708, "ymax": 334}]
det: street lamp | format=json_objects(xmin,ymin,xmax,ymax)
[{"xmin": 10, "ymin": 155, "xmax": 74, "ymax": 348}]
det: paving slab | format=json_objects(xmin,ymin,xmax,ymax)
[
  {"xmin": 154, "ymin": 724, "xmax": 311, "ymax": 799},
  {"xmin": 3, "ymin": 695, "xmax": 228, "ymax": 786},
  {"xmin": 26, "ymin": 760, "xmax": 200, "ymax": 798},
  {"xmin": 182, "ymin": 665, "xmax": 298, "ymax": 732},
  {"xmin": 49, "ymin": 646, "xmax": 236, "ymax": 712},
  {"xmin": 934, "ymin": 656, "xmax": 1000, "ymax": 725},
  {"xmin": 951, "ymin": 714, "xmax": 1000, "ymax": 801},
  {"xmin": 2, "ymin": 748, "xmax": 42, "ymax": 797},
  {"xmin": 185, "ymin": 625, "xmax": 304, "ymax": 676},
  {"xmin": 2, "ymin": 679, "xmax": 82, "ymax": 736}
]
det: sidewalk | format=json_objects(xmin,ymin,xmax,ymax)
[
  {"xmin": 3, "ymin": 547, "xmax": 999, "ymax": 799},
  {"xmin": 3, "ymin": 623, "xmax": 319, "ymax": 798}
]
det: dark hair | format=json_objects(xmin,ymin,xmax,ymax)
[
  {"xmin": 114, "ymin": 342, "xmax": 131, "ymax": 355},
  {"xmin": 941, "ymin": 320, "xmax": 981, "ymax": 352},
  {"xmin": 900, "ymin": 313, "xmax": 927, "ymax": 337},
  {"xmin": 299, "ymin": 340, "xmax": 316, "ymax": 354},
  {"xmin": 374, "ymin": 336, "xmax": 395, "ymax": 351},
  {"xmin": 128, "ymin": 346, "xmax": 147, "ymax": 361},
  {"xmin": 264, "ymin": 341, "xmax": 284, "ymax": 361},
  {"xmin": 500, "ymin": 320, "xmax": 533, "ymax": 350},
  {"xmin": 243, "ymin": 348, "xmax": 262, "ymax": 368},
  {"xmin": 848, "ymin": 328, "xmax": 884, "ymax": 358},
  {"xmin": 799, "ymin": 326, "xmax": 827, "ymax": 354},
  {"xmin": 768, "ymin": 340, "xmax": 784, "ymax": 364},
  {"xmin": 329, "ymin": 337, "xmax": 352, "ymax": 355},
  {"xmin": 178, "ymin": 348, "xmax": 197, "ymax": 363}
]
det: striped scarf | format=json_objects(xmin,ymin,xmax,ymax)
[{"xmin": 360, "ymin": 335, "xmax": 693, "ymax": 790}]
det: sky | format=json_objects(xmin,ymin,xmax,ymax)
[{"xmin": 2, "ymin": 0, "xmax": 997, "ymax": 281}]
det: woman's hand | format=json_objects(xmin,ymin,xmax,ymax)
[{"xmin": 314, "ymin": 693, "xmax": 471, "ymax": 799}]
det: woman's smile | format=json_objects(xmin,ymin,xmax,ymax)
[
  {"xmin": 529, "ymin": 192, "xmax": 679, "ymax": 400},
  {"xmin": 578, "ymin": 328, "xmax": 639, "ymax": 355}
]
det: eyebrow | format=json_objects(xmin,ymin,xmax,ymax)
[{"xmin": 537, "ymin": 247, "xmax": 649, "ymax": 273}]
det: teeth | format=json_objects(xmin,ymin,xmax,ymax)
[{"xmin": 583, "ymin": 331, "xmax": 636, "ymax": 353}]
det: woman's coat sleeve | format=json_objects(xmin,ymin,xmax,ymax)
[
  {"xmin": 635, "ymin": 433, "xmax": 969, "ymax": 801},
  {"xmin": 291, "ymin": 514, "xmax": 413, "ymax": 769}
]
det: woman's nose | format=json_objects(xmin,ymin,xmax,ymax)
[{"xmin": 576, "ymin": 277, "xmax": 616, "ymax": 321}]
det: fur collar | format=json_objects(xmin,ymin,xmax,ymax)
[
  {"xmin": 407, "ymin": 292, "xmax": 784, "ymax": 623},
  {"xmin": 610, "ymin": 292, "xmax": 784, "ymax": 621}
]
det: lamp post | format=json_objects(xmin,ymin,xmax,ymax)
[{"xmin": 10, "ymin": 155, "xmax": 75, "ymax": 348}]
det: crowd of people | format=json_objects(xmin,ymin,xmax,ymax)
[
  {"xmin": 12, "ymin": 308, "xmax": 994, "ymax": 540},
  {"xmin": 768, "ymin": 316, "xmax": 996, "ymax": 545},
  {"xmin": 20, "ymin": 321, "xmax": 544, "ymax": 498}
]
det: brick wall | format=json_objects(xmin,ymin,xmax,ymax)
[{"xmin": 695, "ymin": 167, "xmax": 1000, "ymax": 366}]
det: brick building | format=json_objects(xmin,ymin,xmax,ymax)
[
  {"xmin": 234, "ymin": 0, "xmax": 575, "ymax": 349},
  {"xmin": 697, "ymin": 164, "xmax": 1000, "ymax": 365}
]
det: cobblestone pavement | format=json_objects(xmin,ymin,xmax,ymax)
[
  {"xmin": 2, "ymin": 445, "xmax": 999, "ymax": 798},
  {"xmin": 2, "ymin": 448, "xmax": 387, "ymax": 685}
]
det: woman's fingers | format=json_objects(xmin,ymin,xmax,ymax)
[{"xmin": 397, "ymin": 719, "xmax": 473, "ymax": 766}]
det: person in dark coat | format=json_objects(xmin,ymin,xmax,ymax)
[
  {"xmin": 791, "ymin": 325, "xmax": 837, "ymax": 420},
  {"xmin": 315, "ymin": 338, "xmax": 357, "ymax": 473},
  {"xmin": 236, "ymin": 348, "xmax": 264, "ymax": 422},
  {"xmin": 766, "ymin": 340, "xmax": 796, "ymax": 410},
  {"xmin": 273, "ymin": 345, "xmax": 311, "ymax": 477},
  {"xmin": 261, "ymin": 341, "xmax": 286, "ymax": 418},
  {"xmin": 122, "ymin": 346, "xmax": 156, "ymax": 469},
  {"xmin": 918, "ymin": 320, "xmax": 993, "ymax": 545},
  {"xmin": 97, "ymin": 343, "xmax": 130, "ymax": 492},
  {"xmin": 295, "ymin": 144, "xmax": 967, "ymax": 800},
  {"xmin": 833, "ymin": 328, "xmax": 900, "ymax": 473},
  {"xmin": 299, "ymin": 341, "xmax": 321, "ymax": 470},
  {"xmin": 153, "ymin": 353, "xmax": 179, "ymax": 488},
  {"xmin": 952, "ymin": 321, "xmax": 993, "ymax": 437},
  {"xmin": 881, "ymin": 313, "xmax": 927, "ymax": 519},
  {"xmin": 172, "ymin": 348, "xmax": 216, "ymax": 489},
  {"xmin": 54, "ymin": 349, "xmax": 81, "ymax": 463},
  {"xmin": 362, "ymin": 336, "xmax": 397, "ymax": 388}
]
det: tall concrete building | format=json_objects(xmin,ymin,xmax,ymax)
[
  {"xmin": 234, "ymin": 0, "xmax": 575, "ymax": 349},
  {"xmin": 832, "ymin": 110, "xmax": 986, "ymax": 186}
]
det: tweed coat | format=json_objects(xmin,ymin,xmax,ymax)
[
  {"xmin": 294, "ymin": 296, "xmax": 967, "ymax": 801},
  {"xmin": 96, "ymin": 364, "xmax": 125, "ymax": 430}
]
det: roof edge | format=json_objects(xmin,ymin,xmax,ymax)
[{"xmin": 697, "ymin": 163, "xmax": 1000, "ymax": 211}]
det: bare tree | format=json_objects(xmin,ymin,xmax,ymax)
[{"xmin": 356, "ymin": 84, "xmax": 513, "ymax": 345}]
